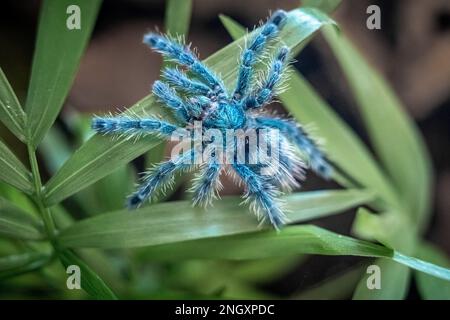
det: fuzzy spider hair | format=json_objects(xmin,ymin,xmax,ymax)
[{"xmin": 91, "ymin": 10, "xmax": 332, "ymax": 228}]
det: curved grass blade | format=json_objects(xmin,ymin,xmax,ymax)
[
  {"xmin": 59, "ymin": 250, "xmax": 117, "ymax": 300},
  {"xmin": 43, "ymin": 7, "xmax": 338, "ymax": 206},
  {"xmin": 0, "ymin": 68, "xmax": 26, "ymax": 141},
  {"xmin": 25, "ymin": 0, "xmax": 101, "ymax": 148},
  {"xmin": 57, "ymin": 189, "xmax": 374, "ymax": 248},
  {"xmin": 139, "ymin": 225, "xmax": 393, "ymax": 260},
  {"xmin": 415, "ymin": 242, "xmax": 450, "ymax": 299},
  {"xmin": 220, "ymin": 15, "xmax": 399, "ymax": 208},
  {"xmin": 0, "ymin": 139, "xmax": 32, "ymax": 194},
  {"xmin": 0, "ymin": 197, "xmax": 45, "ymax": 240},
  {"xmin": 322, "ymin": 27, "xmax": 433, "ymax": 229}
]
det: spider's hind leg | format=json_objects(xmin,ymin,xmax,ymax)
[{"xmin": 233, "ymin": 10, "xmax": 288, "ymax": 99}]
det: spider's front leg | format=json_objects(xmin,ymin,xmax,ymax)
[
  {"xmin": 153, "ymin": 80, "xmax": 202, "ymax": 121},
  {"xmin": 243, "ymin": 46, "xmax": 289, "ymax": 110},
  {"xmin": 143, "ymin": 33, "xmax": 226, "ymax": 96},
  {"xmin": 233, "ymin": 10, "xmax": 288, "ymax": 100},
  {"xmin": 232, "ymin": 164, "xmax": 285, "ymax": 228},
  {"xmin": 92, "ymin": 116, "xmax": 183, "ymax": 139}
]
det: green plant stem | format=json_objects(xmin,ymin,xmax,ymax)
[{"xmin": 27, "ymin": 144, "xmax": 57, "ymax": 245}]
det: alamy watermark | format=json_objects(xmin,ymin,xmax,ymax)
[
  {"xmin": 366, "ymin": 5, "xmax": 381, "ymax": 30},
  {"xmin": 169, "ymin": 121, "xmax": 281, "ymax": 175},
  {"xmin": 66, "ymin": 5, "xmax": 81, "ymax": 30},
  {"xmin": 66, "ymin": 264, "xmax": 81, "ymax": 290},
  {"xmin": 366, "ymin": 264, "xmax": 381, "ymax": 290}
]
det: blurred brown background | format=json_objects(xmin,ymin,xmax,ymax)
[{"xmin": 0, "ymin": 0, "xmax": 449, "ymax": 297}]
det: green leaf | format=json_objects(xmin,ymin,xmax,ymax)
[
  {"xmin": 43, "ymin": 7, "xmax": 337, "ymax": 205},
  {"xmin": 142, "ymin": 225, "xmax": 392, "ymax": 261},
  {"xmin": 322, "ymin": 27, "xmax": 433, "ymax": 229},
  {"xmin": 0, "ymin": 252, "xmax": 51, "ymax": 280},
  {"xmin": 0, "ymin": 197, "xmax": 45, "ymax": 240},
  {"xmin": 353, "ymin": 258, "xmax": 411, "ymax": 300},
  {"xmin": 0, "ymin": 67, "xmax": 26, "ymax": 141},
  {"xmin": 0, "ymin": 139, "xmax": 32, "ymax": 194},
  {"xmin": 25, "ymin": 0, "xmax": 101, "ymax": 148},
  {"xmin": 220, "ymin": 14, "xmax": 398, "ymax": 208},
  {"xmin": 59, "ymin": 250, "xmax": 117, "ymax": 300},
  {"xmin": 57, "ymin": 189, "xmax": 374, "ymax": 248},
  {"xmin": 415, "ymin": 242, "xmax": 450, "ymax": 299},
  {"xmin": 165, "ymin": 0, "xmax": 192, "ymax": 36}
]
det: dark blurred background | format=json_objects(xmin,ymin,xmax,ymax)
[{"xmin": 0, "ymin": 0, "xmax": 449, "ymax": 298}]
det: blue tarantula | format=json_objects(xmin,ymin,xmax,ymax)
[{"xmin": 92, "ymin": 10, "xmax": 332, "ymax": 228}]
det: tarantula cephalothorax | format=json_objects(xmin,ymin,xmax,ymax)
[{"xmin": 92, "ymin": 10, "xmax": 332, "ymax": 228}]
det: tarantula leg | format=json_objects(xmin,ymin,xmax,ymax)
[
  {"xmin": 153, "ymin": 80, "xmax": 200, "ymax": 120},
  {"xmin": 127, "ymin": 150, "xmax": 195, "ymax": 208},
  {"xmin": 162, "ymin": 68, "xmax": 212, "ymax": 96},
  {"xmin": 253, "ymin": 117, "xmax": 332, "ymax": 179},
  {"xmin": 143, "ymin": 33, "xmax": 226, "ymax": 95},
  {"xmin": 191, "ymin": 162, "xmax": 222, "ymax": 206},
  {"xmin": 233, "ymin": 9, "xmax": 288, "ymax": 99},
  {"xmin": 243, "ymin": 46, "xmax": 290, "ymax": 109},
  {"xmin": 232, "ymin": 164, "xmax": 285, "ymax": 228},
  {"xmin": 92, "ymin": 116, "xmax": 183, "ymax": 138}
]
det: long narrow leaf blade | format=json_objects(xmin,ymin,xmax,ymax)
[
  {"xmin": 138, "ymin": 225, "xmax": 393, "ymax": 260},
  {"xmin": 0, "ymin": 139, "xmax": 32, "ymax": 194},
  {"xmin": 43, "ymin": 7, "xmax": 337, "ymax": 206},
  {"xmin": 57, "ymin": 189, "xmax": 374, "ymax": 248},
  {"xmin": 26, "ymin": 0, "xmax": 101, "ymax": 148},
  {"xmin": 0, "ymin": 68, "xmax": 26, "ymax": 141},
  {"xmin": 165, "ymin": 0, "xmax": 192, "ymax": 36}
]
